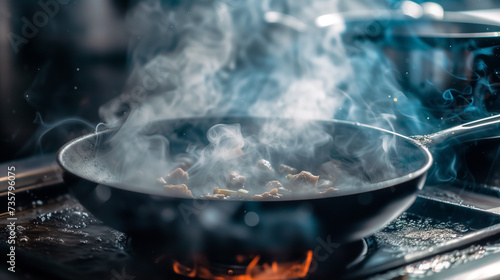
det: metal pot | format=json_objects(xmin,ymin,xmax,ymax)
[{"xmin": 342, "ymin": 19, "xmax": 500, "ymax": 122}]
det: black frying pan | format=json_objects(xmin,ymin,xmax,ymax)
[{"xmin": 57, "ymin": 115, "xmax": 500, "ymax": 255}]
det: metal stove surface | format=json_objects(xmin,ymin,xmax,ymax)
[{"xmin": 1, "ymin": 161, "xmax": 500, "ymax": 280}]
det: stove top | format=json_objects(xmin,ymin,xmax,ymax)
[{"xmin": 2, "ymin": 157, "xmax": 500, "ymax": 280}]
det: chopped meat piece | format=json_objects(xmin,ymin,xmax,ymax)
[
  {"xmin": 203, "ymin": 193, "xmax": 228, "ymax": 200},
  {"xmin": 157, "ymin": 177, "xmax": 167, "ymax": 185},
  {"xmin": 213, "ymin": 187, "xmax": 251, "ymax": 198},
  {"xmin": 236, "ymin": 189, "xmax": 251, "ymax": 198},
  {"xmin": 256, "ymin": 159, "xmax": 276, "ymax": 182},
  {"xmin": 318, "ymin": 187, "xmax": 339, "ymax": 196},
  {"xmin": 252, "ymin": 188, "xmax": 282, "ymax": 200},
  {"xmin": 265, "ymin": 180, "xmax": 284, "ymax": 190},
  {"xmin": 226, "ymin": 172, "xmax": 246, "ymax": 189},
  {"xmin": 257, "ymin": 159, "xmax": 275, "ymax": 173},
  {"xmin": 286, "ymin": 171, "xmax": 319, "ymax": 190},
  {"xmin": 213, "ymin": 186, "xmax": 235, "ymax": 195},
  {"xmin": 278, "ymin": 164, "xmax": 297, "ymax": 175},
  {"xmin": 317, "ymin": 179, "xmax": 336, "ymax": 191},
  {"xmin": 161, "ymin": 168, "xmax": 189, "ymax": 185},
  {"xmin": 265, "ymin": 180, "xmax": 291, "ymax": 195},
  {"xmin": 153, "ymin": 154, "xmax": 344, "ymax": 199},
  {"xmin": 163, "ymin": 184, "xmax": 193, "ymax": 198}
]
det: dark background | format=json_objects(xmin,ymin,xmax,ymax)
[{"xmin": 0, "ymin": 0, "xmax": 130, "ymax": 162}]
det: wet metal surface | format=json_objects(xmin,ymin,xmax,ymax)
[{"xmin": 2, "ymin": 192, "xmax": 500, "ymax": 279}]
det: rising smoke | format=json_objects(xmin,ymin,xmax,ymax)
[
  {"xmin": 101, "ymin": 0, "xmax": 426, "ymax": 128},
  {"xmin": 95, "ymin": 0, "xmax": 437, "ymax": 195}
]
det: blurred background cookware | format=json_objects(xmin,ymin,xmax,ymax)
[{"xmin": 340, "ymin": 18, "xmax": 500, "ymax": 123}]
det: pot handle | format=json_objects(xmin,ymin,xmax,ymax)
[{"xmin": 414, "ymin": 114, "xmax": 500, "ymax": 146}]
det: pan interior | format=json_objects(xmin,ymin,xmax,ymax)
[{"xmin": 58, "ymin": 117, "xmax": 431, "ymax": 199}]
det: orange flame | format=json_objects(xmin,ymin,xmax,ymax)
[{"xmin": 172, "ymin": 250, "xmax": 313, "ymax": 280}]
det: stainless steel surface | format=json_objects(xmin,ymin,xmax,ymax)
[
  {"xmin": 422, "ymin": 185, "xmax": 500, "ymax": 213},
  {"xmin": 423, "ymin": 114, "xmax": 500, "ymax": 145},
  {"xmin": 428, "ymin": 252, "xmax": 500, "ymax": 280},
  {"xmin": 316, "ymin": 9, "xmax": 500, "ymax": 28}
]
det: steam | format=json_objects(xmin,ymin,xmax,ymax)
[
  {"xmin": 64, "ymin": 0, "xmax": 500, "ymax": 258},
  {"xmin": 100, "ymin": 0, "xmax": 234, "ymax": 124},
  {"xmin": 94, "ymin": 0, "xmax": 492, "ymax": 196},
  {"xmin": 93, "ymin": 0, "xmax": 430, "ymax": 196},
  {"xmin": 101, "ymin": 0, "xmax": 425, "ymax": 129}
]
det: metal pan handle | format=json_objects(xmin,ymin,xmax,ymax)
[{"xmin": 421, "ymin": 114, "xmax": 500, "ymax": 146}]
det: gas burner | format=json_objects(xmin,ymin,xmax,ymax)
[{"xmin": 127, "ymin": 236, "xmax": 369, "ymax": 279}]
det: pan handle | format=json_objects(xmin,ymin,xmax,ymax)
[{"xmin": 419, "ymin": 114, "xmax": 500, "ymax": 146}]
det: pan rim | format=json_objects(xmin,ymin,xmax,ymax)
[
  {"xmin": 56, "ymin": 117, "xmax": 433, "ymax": 201},
  {"xmin": 341, "ymin": 18, "xmax": 500, "ymax": 39}
]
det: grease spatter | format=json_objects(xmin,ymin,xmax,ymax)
[{"xmin": 374, "ymin": 213, "xmax": 471, "ymax": 256}]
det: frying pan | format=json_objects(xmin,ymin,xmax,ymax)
[{"xmin": 57, "ymin": 115, "xmax": 500, "ymax": 255}]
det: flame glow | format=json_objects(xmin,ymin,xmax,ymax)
[{"xmin": 172, "ymin": 251, "xmax": 313, "ymax": 280}]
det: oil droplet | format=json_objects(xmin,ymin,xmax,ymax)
[
  {"xmin": 76, "ymin": 68, "xmax": 80, "ymax": 71},
  {"xmin": 393, "ymin": 98, "xmax": 398, "ymax": 102},
  {"xmin": 74, "ymin": 86, "xmax": 78, "ymax": 90}
]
